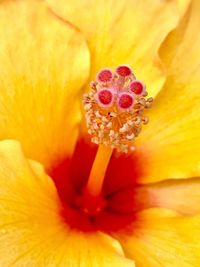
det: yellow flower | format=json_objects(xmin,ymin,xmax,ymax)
[{"xmin": 0, "ymin": 0, "xmax": 200, "ymax": 266}]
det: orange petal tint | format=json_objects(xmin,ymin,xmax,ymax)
[
  {"xmin": 0, "ymin": 140, "xmax": 136, "ymax": 266},
  {"xmin": 0, "ymin": 0, "xmax": 90, "ymax": 170},
  {"xmin": 114, "ymin": 208, "xmax": 200, "ymax": 266},
  {"xmin": 46, "ymin": 0, "xmax": 183, "ymax": 97},
  {"xmin": 137, "ymin": 0, "xmax": 200, "ymax": 183},
  {"xmin": 49, "ymin": 138, "xmax": 144, "ymax": 232}
]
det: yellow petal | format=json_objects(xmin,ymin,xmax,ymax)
[
  {"xmin": 0, "ymin": 0, "xmax": 90, "ymax": 170},
  {"xmin": 115, "ymin": 208, "xmax": 200, "ymax": 267},
  {"xmin": 133, "ymin": 178, "xmax": 200, "ymax": 215},
  {"xmin": 178, "ymin": 0, "xmax": 191, "ymax": 17},
  {"xmin": 0, "ymin": 140, "xmax": 135, "ymax": 267},
  {"xmin": 46, "ymin": 0, "xmax": 182, "ymax": 97},
  {"xmin": 137, "ymin": 0, "xmax": 200, "ymax": 183}
]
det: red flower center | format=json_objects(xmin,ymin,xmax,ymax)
[{"xmin": 49, "ymin": 138, "xmax": 144, "ymax": 232}]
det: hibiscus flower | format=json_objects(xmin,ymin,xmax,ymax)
[{"xmin": 0, "ymin": 0, "xmax": 200, "ymax": 266}]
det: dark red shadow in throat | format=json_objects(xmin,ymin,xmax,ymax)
[{"xmin": 49, "ymin": 137, "xmax": 144, "ymax": 232}]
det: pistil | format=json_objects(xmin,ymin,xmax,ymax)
[
  {"xmin": 83, "ymin": 65, "xmax": 153, "ymax": 198},
  {"xmin": 86, "ymin": 144, "xmax": 113, "ymax": 196}
]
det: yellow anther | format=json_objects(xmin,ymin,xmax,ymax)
[{"xmin": 83, "ymin": 66, "xmax": 153, "ymax": 153}]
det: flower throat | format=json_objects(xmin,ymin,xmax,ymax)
[{"xmin": 52, "ymin": 65, "xmax": 153, "ymax": 231}]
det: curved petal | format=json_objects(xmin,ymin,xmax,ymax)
[
  {"xmin": 0, "ymin": 0, "xmax": 90, "ymax": 170},
  {"xmin": 46, "ymin": 0, "xmax": 183, "ymax": 97},
  {"xmin": 137, "ymin": 0, "xmax": 200, "ymax": 183},
  {"xmin": 115, "ymin": 208, "xmax": 200, "ymax": 267},
  {"xmin": 132, "ymin": 178, "xmax": 200, "ymax": 215},
  {"xmin": 178, "ymin": 0, "xmax": 191, "ymax": 16},
  {"xmin": 0, "ymin": 140, "xmax": 135, "ymax": 267}
]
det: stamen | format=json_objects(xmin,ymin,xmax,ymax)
[{"xmin": 83, "ymin": 66, "xmax": 153, "ymax": 153}]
